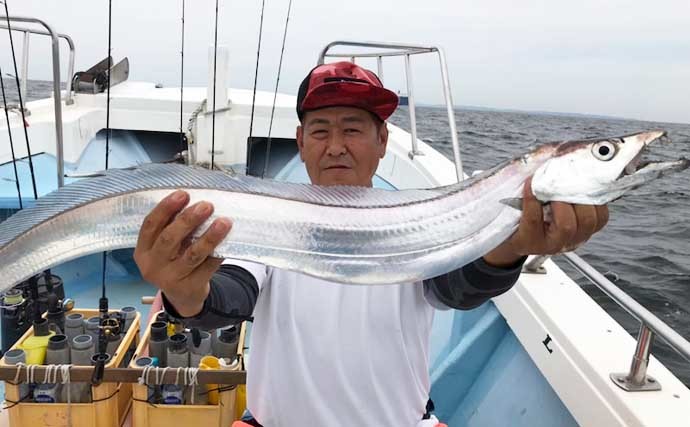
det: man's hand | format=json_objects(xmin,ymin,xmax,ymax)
[
  {"xmin": 133, "ymin": 190, "xmax": 232, "ymax": 317},
  {"xmin": 483, "ymin": 179, "xmax": 609, "ymax": 268}
]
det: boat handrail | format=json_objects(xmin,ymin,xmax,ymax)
[
  {"xmin": 0, "ymin": 15, "xmax": 69, "ymax": 188},
  {"xmin": 318, "ymin": 40, "xmax": 463, "ymax": 182},
  {"xmin": 553, "ymin": 252, "xmax": 690, "ymax": 391},
  {"xmin": 0, "ymin": 22, "xmax": 75, "ymax": 106}
]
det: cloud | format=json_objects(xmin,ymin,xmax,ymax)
[{"xmin": 1, "ymin": 0, "xmax": 688, "ymax": 123}]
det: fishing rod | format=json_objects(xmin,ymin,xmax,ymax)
[
  {"xmin": 210, "ymin": 0, "xmax": 219, "ymax": 170},
  {"xmin": 93, "ymin": 0, "xmax": 120, "ymax": 385},
  {"xmin": 262, "ymin": 0, "xmax": 294, "ymax": 178},
  {"xmin": 179, "ymin": 0, "xmax": 186, "ymax": 150},
  {"xmin": 2, "ymin": 0, "xmax": 38, "ymax": 200},
  {"xmin": 247, "ymin": 0, "xmax": 266, "ymax": 175},
  {"xmin": 0, "ymin": 64, "xmax": 22, "ymax": 209}
]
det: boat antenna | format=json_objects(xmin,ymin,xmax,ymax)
[
  {"xmin": 179, "ymin": 0, "xmax": 186, "ymax": 150},
  {"xmin": 2, "ymin": 0, "xmax": 38, "ymax": 199},
  {"xmin": 210, "ymin": 0, "xmax": 220, "ymax": 170},
  {"xmin": 246, "ymin": 0, "xmax": 266, "ymax": 175},
  {"xmin": 262, "ymin": 0, "xmax": 294, "ymax": 179},
  {"xmin": 0, "ymin": 64, "xmax": 23, "ymax": 209}
]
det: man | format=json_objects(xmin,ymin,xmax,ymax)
[{"xmin": 134, "ymin": 62, "xmax": 608, "ymax": 426}]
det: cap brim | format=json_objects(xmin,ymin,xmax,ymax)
[{"xmin": 300, "ymin": 81, "xmax": 399, "ymax": 121}]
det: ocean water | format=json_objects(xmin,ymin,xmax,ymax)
[{"xmin": 3, "ymin": 79, "xmax": 689, "ymax": 387}]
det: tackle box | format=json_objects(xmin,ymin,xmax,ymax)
[{"xmin": 0, "ymin": 308, "xmax": 141, "ymax": 427}]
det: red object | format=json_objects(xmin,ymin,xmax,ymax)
[
  {"xmin": 296, "ymin": 61, "xmax": 398, "ymax": 122},
  {"xmin": 231, "ymin": 422, "xmax": 255, "ymax": 427}
]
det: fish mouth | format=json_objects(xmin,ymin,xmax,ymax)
[{"xmin": 617, "ymin": 131, "xmax": 689, "ymax": 179}]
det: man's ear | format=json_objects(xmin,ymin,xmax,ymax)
[
  {"xmin": 378, "ymin": 122, "xmax": 389, "ymax": 158},
  {"xmin": 296, "ymin": 125, "xmax": 305, "ymax": 161}
]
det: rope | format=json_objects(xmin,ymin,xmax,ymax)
[
  {"xmin": 246, "ymin": 0, "xmax": 266, "ymax": 174},
  {"xmin": 210, "ymin": 0, "xmax": 220, "ymax": 170},
  {"xmin": 90, "ymin": 386, "xmax": 119, "ymax": 402},
  {"xmin": 262, "ymin": 0, "xmax": 294, "ymax": 178},
  {"xmin": 2, "ymin": 0, "xmax": 37, "ymax": 199},
  {"xmin": 0, "ymin": 64, "xmax": 22, "ymax": 208},
  {"xmin": 59, "ymin": 365, "xmax": 72, "ymax": 427},
  {"xmin": 187, "ymin": 367, "xmax": 198, "ymax": 404},
  {"xmin": 11, "ymin": 362, "xmax": 24, "ymax": 384}
]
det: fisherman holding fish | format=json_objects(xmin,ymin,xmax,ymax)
[{"xmin": 134, "ymin": 62, "xmax": 609, "ymax": 426}]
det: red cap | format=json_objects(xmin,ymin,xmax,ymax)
[{"xmin": 296, "ymin": 61, "xmax": 399, "ymax": 122}]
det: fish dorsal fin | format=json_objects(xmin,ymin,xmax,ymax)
[{"xmin": 0, "ymin": 163, "xmax": 448, "ymax": 249}]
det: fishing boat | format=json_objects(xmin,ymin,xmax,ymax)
[{"xmin": 0, "ymin": 13, "xmax": 689, "ymax": 427}]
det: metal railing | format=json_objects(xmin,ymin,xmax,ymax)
[
  {"xmin": 0, "ymin": 22, "xmax": 75, "ymax": 105},
  {"xmin": 1, "ymin": 15, "xmax": 74, "ymax": 188},
  {"xmin": 560, "ymin": 252, "xmax": 690, "ymax": 391},
  {"xmin": 318, "ymin": 41, "xmax": 463, "ymax": 182}
]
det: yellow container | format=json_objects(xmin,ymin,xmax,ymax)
[
  {"xmin": 199, "ymin": 355, "xmax": 221, "ymax": 405},
  {"xmin": 129, "ymin": 310, "xmax": 246, "ymax": 427},
  {"xmin": 0, "ymin": 308, "xmax": 141, "ymax": 427},
  {"xmin": 17, "ymin": 331, "xmax": 55, "ymax": 364}
]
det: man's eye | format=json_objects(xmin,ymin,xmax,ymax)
[
  {"xmin": 311, "ymin": 130, "xmax": 327, "ymax": 136},
  {"xmin": 345, "ymin": 128, "xmax": 361, "ymax": 134}
]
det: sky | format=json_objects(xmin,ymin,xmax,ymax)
[{"xmin": 1, "ymin": 0, "xmax": 689, "ymax": 124}]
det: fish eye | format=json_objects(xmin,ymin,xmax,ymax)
[{"xmin": 592, "ymin": 141, "xmax": 616, "ymax": 161}]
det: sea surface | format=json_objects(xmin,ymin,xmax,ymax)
[{"xmin": 3, "ymin": 79, "xmax": 690, "ymax": 387}]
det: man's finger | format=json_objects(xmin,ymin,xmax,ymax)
[
  {"xmin": 547, "ymin": 202, "xmax": 577, "ymax": 253},
  {"xmin": 150, "ymin": 201, "xmax": 214, "ymax": 261},
  {"xmin": 136, "ymin": 190, "xmax": 189, "ymax": 252},
  {"xmin": 518, "ymin": 178, "xmax": 546, "ymax": 249},
  {"xmin": 178, "ymin": 218, "xmax": 232, "ymax": 276},
  {"xmin": 185, "ymin": 256, "xmax": 225, "ymax": 289},
  {"xmin": 572, "ymin": 204, "xmax": 598, "ymax": 245},
  {"xmin": 594, "ymin": 205, "xmax": 609, "ymax": 233}
]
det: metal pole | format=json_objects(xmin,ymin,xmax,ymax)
[
  {"xmin": 377, "ymin": 55, "xmax": 383, "ymax": 83},
  {"xmin": 64, "ymin": 33, "xmax": 74, "ymax": 105},
  {"xmin": 20, "ymin": 30, "xmax": 29, "ymax": 101},
  {"xmin": 436, "ymin": 48, "xmax": 462, "ymax": 181},
  {"xmin": 404, "ymin": 54, "xmax": 421, "ymax": 158},
  {"xmin": 2, "ymin": 16, "xmax": 65, "ymax": 187},
  {"xmin": 563, "ymin": 252, "xmax": 690, "ymax": 362},
  {"xmin": 628, "ymin": 324, "xmax": 655, "ymax": 385},
  {"xmin": 0, "ymin": 24, "xmax": 76, "ymax": 105},
  {"xmin": 48, "ymin": 25, "xmax": 64, "ymax": 187},
  {"xmin": 523, "ymin": 255, "xmax": 550, "ymax": 274}
]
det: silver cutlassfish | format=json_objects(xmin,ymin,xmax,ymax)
[{"xmin": 0, "ymin": 130, "xmax": 686, "ymax": 289}]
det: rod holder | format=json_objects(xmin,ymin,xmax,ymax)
[
  {"xmin": 523, "ymin": 255, "xmax": 550, "ymax": 274},
  {"xmin": 610, "ymin": 324, "xmax": 661, "ymax": 391}
]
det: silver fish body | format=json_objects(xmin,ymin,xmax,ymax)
[{"xmin": 0, "ymin": 131, "xmax": 686, "ymax": 290}]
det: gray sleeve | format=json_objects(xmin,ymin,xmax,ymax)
[
  {"xmin": 423, "ymin": 256, "xmax": 526, "ymax": 310},
  {"xmin": 161, "ymin": 264, "xmax": 259, "ymax": 330}
]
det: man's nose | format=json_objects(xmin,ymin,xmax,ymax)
[{"xmin": 325, "ymin": 133, "xmax": 347, "ymax": 156}]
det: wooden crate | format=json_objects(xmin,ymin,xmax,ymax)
[
  {"xmin": 0, "ymin": 308, "xmax": 141, "ymax": 427},
  {"xmin": 129, "ymin": 311, "xmax": 246, "ymax": 427}
]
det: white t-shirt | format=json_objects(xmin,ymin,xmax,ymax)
[{"xmin": 233, "ymin": 260, "xmax": 439, "ymax": 427}]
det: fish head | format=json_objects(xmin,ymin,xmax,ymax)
[{"xmin": 531, "ymin": 130, "xmax": 689, "ymax": 204}]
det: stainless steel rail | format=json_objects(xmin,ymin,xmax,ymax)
[
  {"xmin": 318, "ymin": 41, "xmax": 463, "ymax": 182},
  {"xmin": 1, "ymin": 16, "xmax": 71, "ymax": 187},
  {"xmin": 562, "ymin": 252, "xmax": 690, "ymax": 391},
  {"xmin": 0, "ymin": 22, "xmax": 76, "ymax": 105}
]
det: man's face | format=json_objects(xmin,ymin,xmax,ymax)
[{"xmin": 296, "ymin": 106, "xmax": 388, "ymax": 187}]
